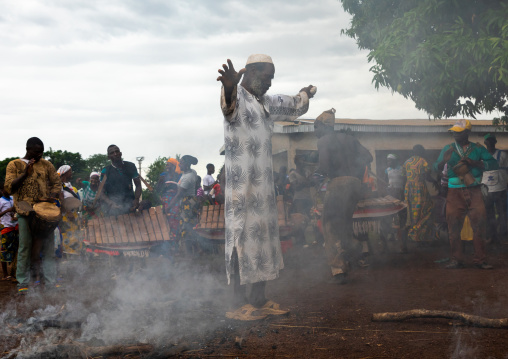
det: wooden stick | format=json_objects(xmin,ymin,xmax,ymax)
[
  {"xmin": 139, "ymin": 175, "xmax": 154, "ymax": 191},
  {"xmin": 138, "ymin": 175, "xmax": 166, "ymax": 205},
  {"xmin": 86, "ymin": 343, "xmax": 153, "ymax": 357},
  {"xmin": 372, "ymin": 309, "xmax": 508, "ymax": 328},
  {"xmin": 270, "ymin": 324, "xmax": 447, "ymax": 334},
  {"xmin": 93, "ymin": 173, "xmax": 107, "ymax": 207}
]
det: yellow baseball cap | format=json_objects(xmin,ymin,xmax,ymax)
[{"xmin": 448, "ymin": 119, "xmax": 472, "ymax": 132}]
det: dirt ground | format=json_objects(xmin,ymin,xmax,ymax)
[{"xmin": 1, "ymin": 238, "xmax": 508, "ymax": 359}]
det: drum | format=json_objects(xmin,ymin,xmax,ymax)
[
  {"xmin": 63, "ymin": 197, "xmax": 82, "ymax": 212},
  {"xmin": 16, "ymin": 201, "xmax": 35, "ymax": 217},
  {"xmin": 30, "ymin": 202, "xmax": 62, "ymax": 237},
  {"xmin": 452, "ymin": 161, "xmax": 469, "ymax": 176},
  {"xmin": 452, "ymin": 162, "xmax": 475, "ymax": 186}
]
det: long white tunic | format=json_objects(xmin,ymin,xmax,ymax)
[{"xmin": 221, "ymin": 84, "xmax": 309, "ymax": 284}]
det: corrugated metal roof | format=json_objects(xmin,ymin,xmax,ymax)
[{"xmin": 273, "ymin": 119, "xmax": 502, "ymax": 134}]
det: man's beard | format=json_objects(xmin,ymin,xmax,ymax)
[{"xmin": 250, "ymin": 78, "xmax": 268, "ymax": 97}]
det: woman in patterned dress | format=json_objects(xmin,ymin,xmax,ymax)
[
  {"xmin": 402, "ymin": 145, "xmax": 435, "ymax": 242},
  {"xmin": 169, "ymin": 155, "xmax": 200, "ymax": 254},
  {"xmin": 157, "ymin": 158, "xmax": 182, "ymax": 237},
  {"xmin": 0, "ymin": 183, "xmax": 18, "ymax": 281},
  {"xmin": 81, "ymin": 172, "xmax": 101, "ymax": 220},
  {"xmin": 57, "ymin": 165, "xmax": 84, "ymax": 255}
]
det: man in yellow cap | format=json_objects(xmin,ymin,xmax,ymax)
[
  {"xmin": 434, "ymin": 119, "xmax": 498, "ymax": 269},
  {"xmin": 314, "ymin": 108, "xmax": 373, "ymax": 284},
  {"xmin": 217, "ymin": 55, "xmax": 315, "ymax": 319}
]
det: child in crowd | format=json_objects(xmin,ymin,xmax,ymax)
[{"xmin": 0, "ymin": 182, "xmax": 19, "ymax": 282}]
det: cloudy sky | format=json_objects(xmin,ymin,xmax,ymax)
[{"xmin": 0, "ymin": 0, "xmax": 494, "ymax": 178}]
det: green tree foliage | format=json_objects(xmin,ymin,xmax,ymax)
[
  {"xmin": 0, "ymin": 157, "xmax": 18, "ymax": 183},
  {"xmin": 141, "ymin": 156, "xmax": 168, "ymax": 206},
  {"xmin": 0, "ymin": 151, "xmax": 109, "ymax": 184},
  {"xmin": 141, "ymin": 188, "xmax": 160, "ymax": 206},
  {"xmin": 340, "ymin": 0, "xmax": 508, "ymax": 123},
  {"xmin": 44, "ymin": 148, "xmax": 88, "ymax": 179},
  {"xmin": 85, "ymin": 153, "xmax": 110, "ymax": 173},
  {"xmin": 145, "ymin": 156, "xmax": 168, "ymax": 188}
]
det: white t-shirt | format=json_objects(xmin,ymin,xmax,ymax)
[
  {"xmin": 0, "ymin": 196, "xmax": 16, "ymax": 228},
  {"xmin": 178, "ymin": 169, "xmax": 198, "ymax": 197},
  {"xmin": 482, "ymin": 150, "xmax": 508, "ymax": 192},
  {"xmin": 203, "ymin": 174, "xmax": 215, "ymax": 195},
  {"xmin": 385, "ymin": 166, "xmax": 405, "ymax": 190}
]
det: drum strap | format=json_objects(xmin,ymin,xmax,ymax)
[
  {"xmin": 62, "ymin": 186, "xmax": 80, "ymax": 199},
  {"xmin": 451, "ymin": 142, "xmax": 477, "ymax": 159}
]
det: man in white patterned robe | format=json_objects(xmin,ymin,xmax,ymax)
[{"xmin": 218, "ymin": 55, "xmax": 315, "ymax": 314}]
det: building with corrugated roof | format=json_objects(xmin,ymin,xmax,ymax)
[{"xmin": 269, "ymin": 119, "xmax": 506, "ymax": 180}]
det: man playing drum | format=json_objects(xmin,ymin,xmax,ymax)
[
  {"xmin": 4, "ymin": 137, "xmax": 62, "ymax": 294},
  {"xmin": 434, "ymin": 119, "xmax": 498, "ymax": 270},
  {"xmin": 314, "ymin": 109, "xmax": 373, "ymax": 284}
]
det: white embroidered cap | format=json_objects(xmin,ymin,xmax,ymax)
[{"xmin": 246, "ymin": 54, "xmax": 273, "ymax": 65}]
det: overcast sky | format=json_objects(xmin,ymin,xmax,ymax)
[{"xmin": 0, "ymin": 0, "xmax": 495, "ymax": 179}]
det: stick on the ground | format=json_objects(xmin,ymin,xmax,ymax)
[
  {"xmin": 86, "ymin": 343, "xmax": 153, "ymax": 357},
  {"xmin": 372, "ymin": 309, "xmax": 508, "ymax": 328}
]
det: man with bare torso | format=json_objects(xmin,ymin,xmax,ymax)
[{"xmin": 314, "ymin": 109, "xmax": 373, "ymax": 284}]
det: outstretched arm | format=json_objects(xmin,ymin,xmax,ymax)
[
  {"xmin": 264, "ymin": 85, "xmax": 315, "ymax": 122},
  {"xmin": 130, "ymin": 177, "xmax": 142, "ymax": 211}
]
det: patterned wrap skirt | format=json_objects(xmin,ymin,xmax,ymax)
[
  {"xmin": 0, "ymin": 226, "xmax": 19, "ymax": 263},
  {"xmin": 178, "ymin": 196, "xmax": 200, "ymax": 240}
]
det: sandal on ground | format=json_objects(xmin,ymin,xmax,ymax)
[
  {"xmin": 259, "ymin": 300, "xmax": 290, "ymax": 316},
  {"xmin": 18, "ymin": 287, "xmax": 28, "ymax": 295},
  {"xmin": 1, "ymin": 276, "xmax": 11, "ymax": 281},
  {"xmin": 226, "ymin": 304, "xmax": 267, "ymax": 321}
]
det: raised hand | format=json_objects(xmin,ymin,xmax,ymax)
[
  {"xmin": 25, "ymin": 158, "xmax": 36, "ymax": 176},
  {"xmin": 217, "ymin": 59, "xmax": 245, "ymax": 90},
  {"xmin": 299, "ymin": 85, "xmax": 316, "ymax": 98}
]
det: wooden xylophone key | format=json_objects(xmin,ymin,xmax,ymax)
[
  {"xmin": 206, "ymin": 205, "xmax": 214, "ymax": 229},
  {"xmin": 121, "ymin": 214, "xmax": 137, "ymax": 243},
  {"xmin": 110, "ymin": 215, "xmax": 123, "ymax": 243},
  {"xmin": 218, "ymin": 204, "xmax": 225, "ymax": 229},
  {"xmin": 154, "ymin": 206, "xmax": 171, "ymax": 241},
  {"xmin": 136, "ymin": 212, "xmax": 150, "ymax": 243},
  {"xmin": 129, "ymin": 213, "xmax": 143, "ymax": 243},
  {"xmin": 116, "ymin": 214, "xmax": 130, "ymax": 243},
  {"xmin": 142, "ymin": 210, "xmax": 155, "ymax": 243},
  {"xmin": 103, "ymin": 216, "xmax": 116, "ymax": 244},
  {"xmin": 87, "ymin": 219, "xmax": 95, "ymax": 244},
  {"xmin": 212, "ymin": 205, "xmax": 219, "ymax": 229},
  {"xmin": 149, "ymin": 208, "xmax": 163, "ymax": 242},
  {"xmin": 200, "ymin": 206, "xmax": 209, "ymax": 227}
]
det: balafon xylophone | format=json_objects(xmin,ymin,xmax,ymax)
[{"xmin": 85, "ymin": 206, "xmax": 171, "ymax": 255}]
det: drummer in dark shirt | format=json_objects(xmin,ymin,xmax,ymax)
[{"xmin": 100, "ymin": 145, "xmax": 142, "ymax": 216}]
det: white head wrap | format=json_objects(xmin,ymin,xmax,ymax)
[
  {"xmin": 387, "ymin": 154, "xmax": 398, "ymax": 160},
  {"xmin": 90, "ymin": 171, "xmax": 100, "ymax": 179},
  {"xmin": 57, "ymin": 165, "xmax": 71, "ymax": 176},
  {"xmin": 246, "ymin": 54, "xmax": 273, "ymax": 66}
]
